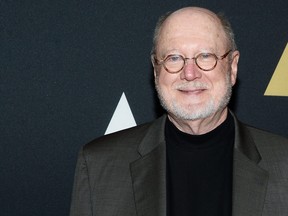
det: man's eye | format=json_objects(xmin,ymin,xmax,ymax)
[
  {"xmin": 166, "ymin": 55, "xmax": 182, "ymax": 62},
  {"xmin": 198, "ymin": 53, "xmax": 214, "ymax": 61}
]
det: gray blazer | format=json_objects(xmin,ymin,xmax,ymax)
[{"xmin": 70, "ymin": 114, "xmax": 288, "ymax": 216}]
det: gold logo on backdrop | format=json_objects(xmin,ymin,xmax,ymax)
[{"xmin": 264, "ymin": 43, "xmax": 288, "ymax": 96}]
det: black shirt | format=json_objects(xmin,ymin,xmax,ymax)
[{"xmin": 165, "ymin": 113, "xmax": 235, "ymax": 216}]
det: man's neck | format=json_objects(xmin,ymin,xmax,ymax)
[{"xmin": 167, "ymin": 108, "xmax": 228, "ymax": 135}]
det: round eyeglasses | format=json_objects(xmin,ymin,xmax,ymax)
[{"xmin": 153, "ymin": 50, "xmax": 232, "ymax": 73}]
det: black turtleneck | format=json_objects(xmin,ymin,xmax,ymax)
[{"xmin": 165, "ymin": 112, "xmax": 235, "ymax": 216}]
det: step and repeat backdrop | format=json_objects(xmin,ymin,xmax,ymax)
[{"xmin": 1, "ymin": 0, "xmax": 287, "ymax": 215}]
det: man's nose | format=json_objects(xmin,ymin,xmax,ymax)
[{"xmin": 180, "ymin": 59, "xmax": 202, "ymax": 81}]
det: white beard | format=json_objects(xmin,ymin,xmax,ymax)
[{"xmin": 155, "ymin": 72, "xmax": 233, "ymax": 121}]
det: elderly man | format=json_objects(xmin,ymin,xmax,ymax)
[{"xmin": 70, "ymin": 7, "xmax": 288, "ymax": 216}]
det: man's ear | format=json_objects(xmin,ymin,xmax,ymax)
[
  {"xmin": 151, "ymin": 55, "xmax": 158, "ymax": 78},
  {"xmin": 230, "ymin": 50, "xmax": 240, "ymax": 86}
]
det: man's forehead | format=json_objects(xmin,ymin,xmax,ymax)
[
  {"xmin": 163, "ymin": 7, "xmax": 221, "ymax": 32},
  {"xmin": 158, "ymin": 8, "xmax": 226, "ymax": 46}
]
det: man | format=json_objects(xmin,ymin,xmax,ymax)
[{"xmin": 70, "ymin": 7, "xmax": 288, "ymax": 216}]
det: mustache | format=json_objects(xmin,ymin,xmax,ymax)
[{"xmin": 174, "ymin": 81, "xmax": 209, "ymax": 90}]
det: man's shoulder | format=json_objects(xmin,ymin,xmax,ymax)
[
  {"xmin": 83, "ymin": 115, "xmax": 166, "ymax": 154},
  {"xmin": 245, "ymin": 124, "xmax": 288, "ymax": 146},
  {"xmin": 86, "ymin": 122, "xmax": 151, "ymax": 148},
  {"xmin": 242, "ymin": 124, "xmax": 288, "ymax": 162}
]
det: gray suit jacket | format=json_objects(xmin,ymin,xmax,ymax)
[{"xmin": 70, "ymin": 114, "xmax": 288, "ymax": 216}]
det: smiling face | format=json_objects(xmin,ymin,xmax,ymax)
[{"xmin": 153, "ymin": 7, "xmax": 239, "ymax": 122}]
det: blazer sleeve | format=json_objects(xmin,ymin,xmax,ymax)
[{"xmin": 70, "ymin": 147, "xmax": 93, "ymax": 216}]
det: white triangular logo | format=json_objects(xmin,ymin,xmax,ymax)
[{"xmin": 104, "ymin": 92, "xmax": 137, "ymax": 135}]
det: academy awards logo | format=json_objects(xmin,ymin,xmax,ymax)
[
  {"xmin": 264, "ymin": 43, "xmax": 288, "ymax": 96},
  {"xmin": 105, "ymin": 92, "xmax": 136, "ymax": 135}
]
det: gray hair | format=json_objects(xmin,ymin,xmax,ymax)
[
  {"xmin": 151, "ymin": 11, "xmax": 172, "ymax": 56},
  {"xmin": 216, "ymin": 12, "xmax": 237, "ymax": 52},
  {"xmin": 150, "ymin": 10, "xmax": 237, "ymax": 56}
]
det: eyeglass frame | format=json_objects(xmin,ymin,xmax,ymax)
[{"xmin": 152, "ymin": 50, "xmax": 232, "ymax": 73}]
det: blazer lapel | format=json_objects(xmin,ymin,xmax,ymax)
[
  {"xmin": 129, "ymin": 113, "xmax": 270, "ymax": 216},
  {"xmin": 130, "ymin": 116, "xmax": 167, "ymax": 216},
  {"xmin": 232, "ymin": 115, "xmax": 269, "ymax": 216}
]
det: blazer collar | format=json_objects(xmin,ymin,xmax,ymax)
[
  {"xmin": 130, "ymin": 115, "xmax": 167, "ymax": 216},
  {"xmin": 232, "ymin": 113, "xmax": 269, "ymax": 216},
  {"xmin": 130, "ymin": 113, "xmax": 269, "ymax": 216}
]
